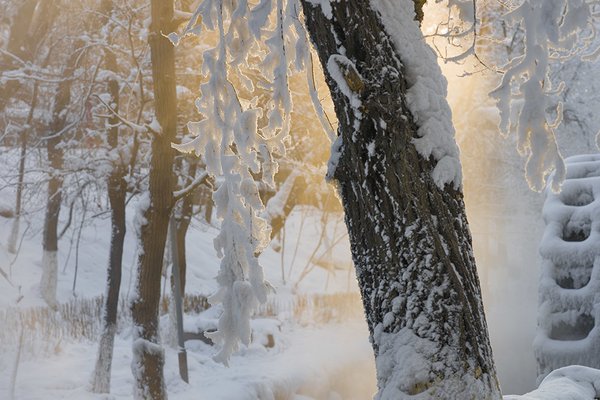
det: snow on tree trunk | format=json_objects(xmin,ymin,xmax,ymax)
[
  {"xmin": 8, "ymin": 216, "xmax": 19, "ymax": 254},
  {"xmin": 536, "ymin": 154, "xmax": 600, "ymax": 383},
  {"xmin": 91, "ymin": 323, "xmax": 117, "ymax": 393},
  {"xmin": 301, "ymin": 1, "xmax": 500, "ymax": 398},
  {"xmin": 130, "ymin": 0, "xmax": 177, "ymax": 397},
  {"xmin": 91, "ymin": 1, "xmax": 127, "ymax": 390},
  {"xmin": 41, "ymin": 34, "xmax": 79, "ymax": 308},
  {"xmin": 40, "ymin": 249, "xmax": 58, "ymax": 309},
  {"xmin": 41, "ymin": 130, "xmax": 64, "ymax": 309}
]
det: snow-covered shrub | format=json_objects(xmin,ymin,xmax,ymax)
[{"xmin": 536, "ymin": 154, "xmax": 600, "ymax": 382}]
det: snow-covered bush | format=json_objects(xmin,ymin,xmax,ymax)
[{"xmin": 536, "ymin": 154, "xmax": 600, "ymax": 382}]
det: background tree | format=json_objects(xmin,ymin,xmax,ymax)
[
  {"xmin": 40, "ymin": 26, "xmax": 87, "ymax": 308},
  {"xmin": 90, "ymin": 0, "xmax": 141, "ymax": 392},
  {"xmin": 130, "ymin": 0, "xmax": 178, "ymax": 397},
  {"xmin": 1, "ymin": 0, "xmax": 57, "ymax": 253}
]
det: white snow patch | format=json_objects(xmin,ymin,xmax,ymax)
[
  {"xmin": 371, "ymin": 0, "xmax": 462, "ymax": 189},
  {"xmin": 305, "ymin": 0, "xmax": 333, "ymax": 20},
  {"xmin": 326, "ymin": 54, "xmax": 363, "ymax": 111},
  {"xmin": 505, "ymin": 366, "xmax": 600, "ymax": 400}
]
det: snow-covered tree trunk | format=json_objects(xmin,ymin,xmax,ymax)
[
  {"xmin": 130, "ymin": 0, "xmax": 177, "ymax": 397},
  {"xmin": 300, "ymin": 1, "xmax": 501, "ymax": 398},
  {"xmin": 41, "ymin": 37, "xmax": 80, "ymax": 309},
  {"xmin": 91, "ymin": 0, "xmax": 127, "ymax": 393}
]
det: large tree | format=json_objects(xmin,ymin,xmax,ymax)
[{"xmin": 298, "ymin": 1, "xmax": 500, "ymax": 398}]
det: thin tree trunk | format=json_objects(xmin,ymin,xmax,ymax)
[
  {"xmin": 174, "ymin": 157, "xmax": 197, "ymax": 296},
  {"xmin": 91, "ymin": 1, "xmax": 127, "ymax": 391},
  {"xmin": 130, "ymin": 0, "xmax": 177, "ymax": 397},
  {"xmin": 41, "ymin": 135, "xmax": 63, "ymax": 309},
  {"xmin": 8, "ymin": 83, "xmax": 38, "ymax": 254},
  {"xmin": 6, "ymin": 1, "xmax": 54, "ymax": 252},
  {"xmin": 301, "ymin": 1, "xmax": 500, "ymax": 398}
]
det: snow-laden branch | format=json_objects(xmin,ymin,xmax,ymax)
[
  {"xmin": 93, "ymin": 94, "xmax": 160, "ymax": 135},
  {"xmin": 172, "ymin": 171, "xmax": 210, "ymax": 202},
  {"xmin": 491, "ymin": 0, "xmax": 594, "ymax": 192},
  {"xmin": 171, "ymin": 0, "xmax": 311, "ymax": 364}
]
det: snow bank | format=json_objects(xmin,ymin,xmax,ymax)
[
  {"xmin": 505, "ymin": 366, "xmax": 600, "ymax": 400},
  {"xmin": 0, "ymin": 322, "xmax": 376, "ymax": 400}
]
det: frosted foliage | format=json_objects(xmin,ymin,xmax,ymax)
[
  {"xmin": 171, "ymin": 0, "xmax": 310, "ymax": 363},
  {"xmin": 372, "ymin": 0, "xmax": 463, "ymax": 189},
  {"xmin": 491, "ymin": 0, "xmax": 594, "ymax": 192},
  {"xmin": 536, "ymin": 155, "xmax": 600, "ymax": 383}
]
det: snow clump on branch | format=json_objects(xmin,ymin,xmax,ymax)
[
  {"xmin": 491, "ymin": 0, "xmax": 594, "ymax": 192},
  {"xmin": 170, "ymin": 0, "xmax": 311, "ymax": 364}
]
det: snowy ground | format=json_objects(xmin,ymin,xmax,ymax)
[
  {"xmin": 0, "ymin": 158, "xmax": 379, "ymax": 399},
  {"xmin": 1, "ymin": 146, "xmax": 597, "ymax": 399},
  {"xmin": 1, "ymin": 321, "xmax": 376, "ymax": 400}
]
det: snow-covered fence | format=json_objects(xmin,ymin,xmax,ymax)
[{"xmin": 536, "ymin": 154, "xmax": 600, "ymax": 382}]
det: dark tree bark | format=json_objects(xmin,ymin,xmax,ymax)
[
  {"xmin": 130, "ymin": 0, "xmax": 178, "ymax": 397},
  {"xmin": 91, "ymin": 0, "xmax": 127, "ymax": 393},
  {"xmin": 173, "ymin": 156, "xmax": 198, "ymax": 296},
  {"xmin": 301, "ymin": 1, "xmax": 501, "ymax": 398}
]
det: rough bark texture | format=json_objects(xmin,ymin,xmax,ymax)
[
  {"xmin": 301, "ymin": 1, "xmax": 500, "ymax": 398},
  {"xmin": 130, "ymin": 0, "xmax": 177, "ymax": 397},
  {"xmin": 91, "ymin": 1, "xmax": 127, "ymax": 392}
]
